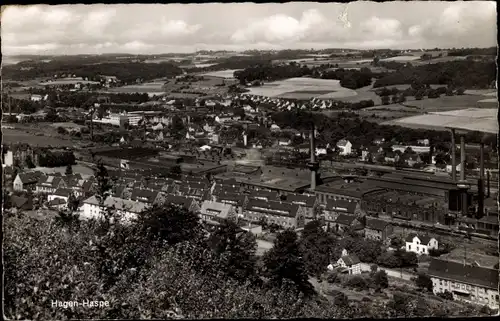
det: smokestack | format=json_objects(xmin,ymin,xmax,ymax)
[
  {"xmin": 308, "ymin": 122, "xmax": 319, "ymax": 191},
  {"xmin": 460, "ymin": 135, "xmax": 466, "ymax": 181},
  {"xmin": 451, "ymin": 129, "xmax": 457, "ymax": 182},
  {"xmin": 487, "ymin": 171, "xmax": 490, "ymax": 198},
  {"xmin": 477, "ymin": 142, "xmax": 485, "ymax": 218},
  {"xmin": 243, "ymin": 133, "xmax": 248, "ymax": 147}
]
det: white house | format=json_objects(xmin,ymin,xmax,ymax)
[
  {"xmin": 270, "ymin": 124, "xmax": 281, "ymax": 132},
  {"xmin": 47, "ymin": 188, "xmax": 72, "ymax": 203},
  {"xmin": 337, "ymin": 249, "xmax": 361, "ymax": 275},
  {"xmin": 30, "ymin": 94, "xmax": 44, "ymax": 102},
  {"xmin": 200, "ymin": 200, "xmax": 237, "ymax": 224},
  {"xmin": 3, "ymin": 150, "xmax": 13, "ymax": 167},
  {"xmin": 278, "ymin": 139, "xmax": 292, "ymax": 146},
  {"xmin": 405, "ymin": 234, "xmax": 439, "ymax": 255},
  {"xmin": 446, "ymin": 163, "xmax": 462, "ymax": 173},
  {"xmin": 428, "ymin": 258, "xmax": 499, "ymax": 310},
  {"xmin": 82, "ymin": 195, "xmax": 149, "ymax": 222},
  {"xmin": 336, "ymin": 139, "xmax": 352, "ymax": 156}
]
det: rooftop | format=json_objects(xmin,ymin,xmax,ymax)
[{"xmin": 428, "ymin": 258, "xmax": 498, "ymax": 290}]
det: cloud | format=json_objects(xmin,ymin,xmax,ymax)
[
  {"xmin": 231, "ymin": 9, "xmax": 329, "ymax": 44},
  {"xmin": 1, "ymin": 2, "xmax": 496, "ymax": 55}
]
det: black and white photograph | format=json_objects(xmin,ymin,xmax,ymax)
[{"xmin": 1, "ymin": 1, "xmax": 499, "ymax": 319}]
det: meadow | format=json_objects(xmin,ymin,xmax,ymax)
[
  {"xmin": 201, "ymin": 69, "xmax": 242, "ymax": 79},
  {"xmin": 246, "ymin": 77, "xmax": 357, "ymax": 100}
]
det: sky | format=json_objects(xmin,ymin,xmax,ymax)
[{"xmin": 1, "ymin": 2, "xmax": 497, "ymax": 55}]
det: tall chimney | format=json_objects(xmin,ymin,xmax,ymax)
[
  {"xmin": 460, "ymin": 135, "xmax": 466, "ymax": 181},
  {"xmin": 487, "ymin": 171, "xmax": 490, "ymax": 198},
  {"xmin": 308, "ymin": 123, "xmax": 319, "ymax": 191},
  {"xmin": 477, "ymin": 142, "xmax": 485, "ymax": 218},
  {"xmin": 451, "ymin": 129, "xmax": 457, "ymax": 181}
]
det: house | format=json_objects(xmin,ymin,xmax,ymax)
[
  {"xmin": 270, "ymin": 124, "xmax": 281, "ymax": 132},
  {"xmin": 164, "ymin": 194, "xmax": 201, "ymax": 213},
  {"xmin": 405, "ymin": 234, "xmax": 438, "ymax": 255},
  {"xmin": 417, "ymin": 139, "xmax": 430, "ymax": 146},
  {"xmin": 336, "ymin": 139, "xmax": 352, "ymax": 156},
  {"xmin": 364, "ymin": 217, "xmax": 394, "ymax": 242},
  {"xmin": 278, "ymin": 139, "xmax": 292, "ymax": 146},
  {"xmin": 13, "ymin": 172, "xmax": 45, "ymax": 192},
  {"xmin": 200, "ymin": 200, "xmax": 237, "ymax": 224},
  {"xmin": 248, "ymin": 190, "xmax": 279, "ymax": 202},
  {"xmin": 384, "ymin": 152, "xmax": 400, "ymax": 164},
  {"xmin": 330, "ymin": 213, "xmax": 364, "ymax": 234},
  {"xmin": 213, "ymin": 191, "xmax": 248, "ymax": 215},
  {"xmin": 82, "ymin": 195, "xmax": 149, "ymax": 222},
  {"xmin": 48, "ymin": 198, "xmax": 67, "ymax": 210},
  {"xmin": 244, "ymin": 199, "xmax": 306, "ymax": 229},
  {"xmin": 428, "ymin": 258, "xmax": 499, "ymax": 310},
  {"xmin": 48, "ymin": 188, "xmax": 72, "ymax": 204},
  {"xmin": 130, "ymin": 189, "xmax": 165, "ymax": 205},
  {"xmin": 336, "ymin": 249, "xmax": 362, "ymax": 275},
  {"xmin": 404, "ymin": 154, "xmax": 423, "ymax": 167},
  {"xmin": 30, "ymin": 94, "xmax": 44, "ymax": 102},
  {"xmin": 373, "ymin": 138, "xmax": 385, "ymax": 145},
  {"xmin": 446, "ymin": 162, "xmax": 462, "ymax": 173},
  {"xmin": 285, "ymin": 193, "xmax": 318, "ymax": 221},
  {"xmin": 36, "ymin": 175, "xmax": 67, "ymax": 194},
  {"xmin": 10, "ymin": 195, "xmax": 33, "ymax": 211},
  {"xmin": 324, "ymin": 199, "xmax": 358, "ymax": 222}
]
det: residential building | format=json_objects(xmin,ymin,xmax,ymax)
[
  {"xmin": 330, "ymin": 214, "xmax": 364, "ymax": 234},
  {"xmin": 336, "ymin": 139, "xmax": 352, "ymax": 156},
  {"xmin": 36, "ymin": 175, "xmax": 67, "ymax": 194},
  {"xmin": 47, "ymin": 188, "xmax": 72, "ymax": 204},
  {"xmin": 324, "ymin": 199, "xmax": 359, "ymax": 222},
  {"xmin": 405, "ymin": 234, "xmax": 439, "ymax": 255},
  {"xmin": 10, "ymin": 195, "xmax": 33, "ymax": 211},
  {"xmin": 200, "ymin": 200, "xmax": 237, "ymax": 224},
  {"xmin": 82, "ymin": 195, "xmax": 149, "ymax": 222},
  {"xmin": 428, "ymin": 258, "xmax": 499, "ymax": 309},
  {"xmin": 244, "ymin": 199, "xmax": 306, "ymax": 229},
  {"xmin": 164, "ymin": 194, "xmax": 201, "ymax": 213},
  {"xmin": 285, "ymin": 193, "xmax": 318, "ymax": 221},
  {"xmin": 130, "ymin": 188, "xmax": 165, "ymax": 205},
  {"xmin": 364, "ymin": 217, "xmax": 394, "ymax": 241},
  {"xmin": 337, "ymin": 253, "xmax": 362, "ymax": 275},
  {"xmin": 13, "ymin": 172, "xmax": 45, "ymax": 192}
]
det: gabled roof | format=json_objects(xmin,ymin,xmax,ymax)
[
  {"xmin": 216, "ymin": 192, "xmax": 247, "ymax": 207},
  {"xmin": 131, "ymin": 189, "xmax": 160, "ymax": 203},
  {"xmin": 365, "ymin": 217, "xmax": 390, "ymax": 231},
  {"xmin": 10, "ymin": 195, "xmax": 33, "ymax": 209},
  {"xmin": 325, "ymin": 199, "xmax": 357, "ymax": 214},
  {"xmin": 201, "ymin": 200, "xmax": 234, "ymax": 219},
  {"xmin": 405, "ymin": 233, "xmax": 434, "ymax": 245},
  {"xmin": 83, "ymin": 195, "xmax": 149, "ymax": 214},
  {"xmin": 286, "ymin": 193, "xmax": 316, "ymax": 207},
  {"xmin": 53, "ymin": 188, "xmax": 72, "ymax": 198},
  {"xmin": 248, "ymin": 190, "xmax": 279, "ymax": 202},
  {"xmin": 336, "ymin": 139, "xmax": 351, "ymax": 147},
  {"xmin": 164, "ymin": 194, "xmax": 195, "ymax": 210},
  {"xmin": 334, "ymin": 214, "xmax": 357, "ymax": 226},
  {"xmin": 48, "ymin": 198, "xmax": 67, "ymax": 206},
  {"xmin": 18, "ymin": 171, "xmax": 45, "ymax": 184},
  {"xmin": 340, "ymin": 254, "xmax": 360, "ymax": 266},
  {"xmin": 246, "ymin": 199, "xmax": 300, "ymax": 217},
  {"xmin": 428, "ymin": 258, "xmax": 498, "ymax": 290}
]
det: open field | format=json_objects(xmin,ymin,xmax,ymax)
[
  {"xmin": 201, "ymin": 69, "xmax": 241, "ymax": 79},
  {"xmin": 108, "ymin": 81, "xmax": 166, "ymax": 93},
  {"xmin": 40, "ymin": 77, "xmax": 100, "ymax": 86},
  {"xmin": 247, "ymin": 77, "xmax": 357, "ymax": 100},
  {"xmin": 401, "ymin": 94, "xmax": 487, "ymax": 111},
  {"xmin": 34, "ymin": 162, "xmax": 95, "ymax": 178},
  {"xmin": 2, "ymin": 128, "xmax": 76, "ymax": 147},
  {"xmin": 381, "ymin": 55, "xmax": 421, "ymax": 62}
]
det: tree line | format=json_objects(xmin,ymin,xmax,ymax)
[
  {"xmin": 270, "ymin": 110, "xmax": 491, "ymax": 148},
  {"xmin": 3, "ymin": 61, "xmax": 183, "ymax": 83},
  {"xmin": 37, "ymin": 149, "xmax": 76, "ymax": 167},
  {"xmin": 373, "ymin": 60, "xmax": 495, "ymax": 89}
]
